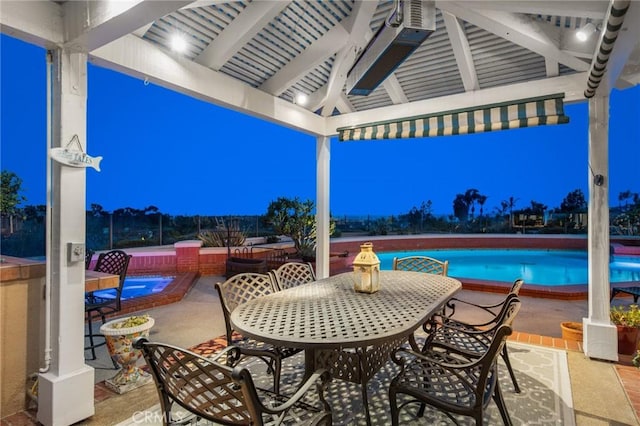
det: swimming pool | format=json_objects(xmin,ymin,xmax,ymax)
[
  {"xmin": 377, "ymin": 249, "xmax": 640, "ymax": 286},
  {"xmin": 91, "ymin": 275, "xmax": 175, "ymax": 300}
]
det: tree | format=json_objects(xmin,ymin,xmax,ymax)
[
  {"xmin": 0, "ymin": 170, "xmax": 27, "ymax": 234},
  {"xmin": 529, "ymin": 201, "xmax": 547, "ymax": 215},
  {"xmin": 463, "ymin": 188, "xmax": 480, "ymax": 219},
  {"xmin": 452, "ymin": 194, "xmax": 468, "ymax": 222},
  {"xmin": 407, "ymin": 200, "xmax": 433, "ymax": 231},
  {"xmin": 560, "ymin": 189, "xmax": 587, "ymax": 213},
  {"xmin": 494, "ymin": 201, "xmax": 509, "ymax": 218},
  {"xmin": 1, "ymin": 170, "xmax": 26, "ymax": 215},
  {"xmin": 89, "ymin": 203, "xmax": 109, "ymax": 217},
  {"xmin": 618, "ymin": 190, "xmax": 637, "ymax": 211},
  {"xmin": 264, "ymin": 197, "xmax": 335, "ymax": 259},
  {"xmin": 477, "ymin": 195, "xmax": 488, "ymax": 217},
  {"xmin": 452, "ymin": 189, "xmax": 487, "ymax": 223}
]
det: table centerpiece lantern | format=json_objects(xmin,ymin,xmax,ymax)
[
  {"xmin": 100, "ymin": 314, "xmax": 155, "ymax": 394},
  {"xmin": 352, "ymin": 242, "xmax": 380, "ymax": 294}
]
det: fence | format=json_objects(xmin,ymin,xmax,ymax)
[{"xmin": 2, "ymin": 210, "xmax": 626, "ymax": 259}]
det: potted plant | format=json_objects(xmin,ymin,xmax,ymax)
[
  {"xmin": 100, "ymin": 314, "xmax": 155, "ymax": 394},
  {"xmin": 610, "ymin": 304, "xmax": 640, "ymax": 356}
]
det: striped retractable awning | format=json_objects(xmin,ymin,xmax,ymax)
[
  {"xmin": 584, "ymin": 0, "xmax": 631, "ymax": 98},
  {"xmin": 338, "ymin": 93, "xmax": 569, "ymax": 142}
]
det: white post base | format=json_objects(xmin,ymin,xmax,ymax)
[
  {"xmin": 583, "ymin": 318, "xmax": 618, "ymax": 361},
  {"xmin": 37, "ymin": 366, "xmax": 95, "ymax": 426}
]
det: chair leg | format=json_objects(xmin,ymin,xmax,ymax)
[
  {"xmin": 492, "ymin": 379, "xmax": 513, "ymax": 426},
  {"xmin": 501, "ymin": 346, "xmax": 521, "ymax": 393},
  {"xmin": 85, "ymin": 311, "xmax": 97, "ymax": 360},
  {"xmin": 388, "ymin": 389, "xmax": 400, "ymax": 426},
  {"xmin": 361, "ymin": 381, "xmax": 371, "ymax": 426},
  {"xmin": 273, "ymin": 357, "xmax": 282, "ymax": 395}
]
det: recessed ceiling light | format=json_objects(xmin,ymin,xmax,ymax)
[
  {"xmin": 170, "ymin": 34, "xmax": 187, "ymax": 52},
  {"xmin": 295, "ymin": 93, "xmax": 308, "ymax": 105},
  {"xmin": 576, "ymin": 22, "xmax": 597, "ymax": 42}
]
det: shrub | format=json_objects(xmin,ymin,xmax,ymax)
[
  {"xmin": 198, "ymin": 218, "xmax": 246, "ymax": 248},
  {"xmin": 610, "ymin": 304, "xmax": 640, "ymax": 327}
]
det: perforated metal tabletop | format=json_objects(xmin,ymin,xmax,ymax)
[{"xmin": 231, "ymin": 270, "xmax": 461, "ymax": 349}]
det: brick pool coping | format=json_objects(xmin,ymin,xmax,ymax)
[
  {"xmin": 330, "ymin": 234, "xmax": 640, "ymax": 300},
  {"xmin": 117, "ymin": 272, "xmax": 199, "ymax": 317},
  {"xmin": 95, "ymin": 234, "xmax": 640, "ymax": 304}
]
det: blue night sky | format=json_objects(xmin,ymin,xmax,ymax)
[{"xmin": 2, "ymin": 34, "xmax": 639, "ymax": 217}]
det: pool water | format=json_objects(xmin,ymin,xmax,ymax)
[
  {"xmin": 377, "ymin": 249, "xmax": 640, "ymax": 286},
  {"xmin": 92, "ymin": 275, "xmax": 175, "ymax": 300}
]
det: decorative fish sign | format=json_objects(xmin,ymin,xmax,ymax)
[{"xmin": 50, "ymin": 135, "xmax": 102, "ymax": 171}]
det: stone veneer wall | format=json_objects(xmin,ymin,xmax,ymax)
[{"xmin": 0, "ymin": 257, "xmax": 45, "ymax": 417}]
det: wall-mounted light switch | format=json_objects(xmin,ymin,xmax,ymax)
[{"xmin": 68, "ymin": 242, "xmax": 85, "ymax": 263}]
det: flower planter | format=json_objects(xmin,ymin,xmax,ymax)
[
  {"xmin": 100, "ymin": 316, "xmax": 155, "ymax": 394},
  {"xmin": 225, "ymin": 257, "xmax": 267, "ymax": 278},
  {"xmin": 561, "ymin": 321, "xmax": 583, "ymax": 342},
  {"xmin": 617, "ymin": 325, "xmax": 640, "ymax": 355}
]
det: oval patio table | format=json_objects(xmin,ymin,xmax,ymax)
[{"xmin": 231, "ymin": 270, "xmax": 462, "ymax": 424}]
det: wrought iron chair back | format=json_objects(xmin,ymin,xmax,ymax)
[
  {"xmin": 444, "ymin": 278, "xmax": 524, "ymax": 318},
  {"xmin": 394, "ymin": 255, "xmax": 450, "ymax": 351},
  {"xmin": 133, "ymin": 338, "xmax": 332, "ymax": 426},
  {"xmin": 91, "ymin": 249, "xmax": 131, "ymax": 309},
  {"xmin": 393, "ymin": 255, "xmax": 449, "ymax": 276},
  {"xmin": 272, "ymin": 261, "xmax": 316, "ymax": 291},
  {"xmin": 216, "ymin": 272, "xmax": 276, "ymax": 325}
]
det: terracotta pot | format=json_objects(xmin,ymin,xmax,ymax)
[
  {"xmin": 561, "ymin": 321, "xmax": 583, "ymax": 342},
  {"xmin": 616, "ymin": 325, "xmax": 640, "ymax": 355}
]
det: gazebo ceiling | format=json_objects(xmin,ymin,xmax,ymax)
[{"xmin": 2, "ymin": 1, "xmax": 639, "ymax": 136}]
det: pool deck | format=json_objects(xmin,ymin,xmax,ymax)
[{"xmin": 3, "ymin": 273, "xmax": 640, "ymax": 426}]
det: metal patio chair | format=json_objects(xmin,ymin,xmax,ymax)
[
  {"xmin": 84, "ymin": 249, "xmax": 131, "ymax": 362},
  {"xmin": 134, "ymin": 338, "xmax": 332, "ymax": 426},
  {"xmin": 424, "ymin": 293, "xmax": 523, "ymax": 393},
  {"xmin": 389, "ymin": 301, "xmax": 521, "ymax": 425},
  {"xmin": 214, "ymin": 272, "xmax": 303, "ymax": 394},
  {"xmin": 611, "ymin": 286, "xmax": 640, "ymax": 303},
  {"xmin": 271, "ymin": 261, "xmax": 316, "ymax": 291},
  {"xmin": 393, "ymin": 255, "xmax": 449, "ymax": 276},
  {"xmin": 394, "ymin": 254, "xmax": 450, "ymax": 347},
  {"xmin": 85, "ymin": 248, "xmax": 95, "ymax": 270}
]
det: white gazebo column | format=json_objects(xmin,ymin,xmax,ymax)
[
  {"xmin": 38, "ymin": 48, "xmax": 94, "ymax": 425},
  {"xmin": 316, "ymin": 135, "xmax": 331, "ymax": 279},
  {"xmin": 582, "ymin": 94, "xmax": 617, "ymax": 361}
]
